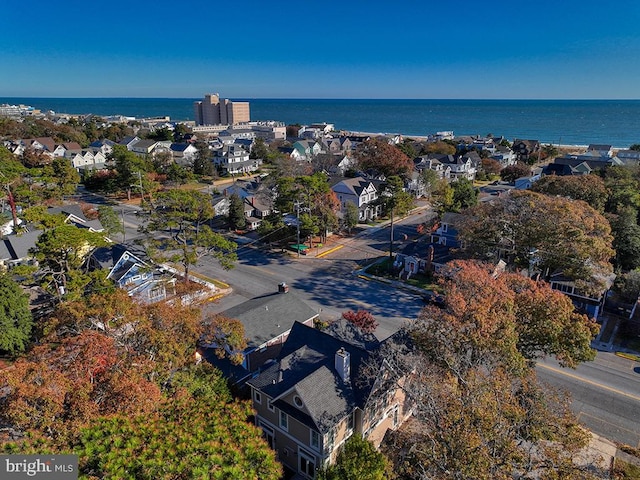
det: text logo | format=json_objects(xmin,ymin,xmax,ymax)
[{"xmin": 1, "ymin": 455, "xmax": 78, "ymax": 479}]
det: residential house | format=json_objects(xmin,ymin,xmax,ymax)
[
  {"xmin": 435, "ymin": 154, "xmax": 476, "ymax": 181},
  {"xmin": 511, "ymin": 139, "xmax": 540, "ymax": 162},
  {"xmin": 430, "ymin": 212, "xmax": 466, "ymax": 248},
  {"xmin": 204, "ymin": 288, "xmax": 319, "ymax": 384},
  {"xmin": 514, "ymin": 173, "xmax": 541, "ymax": 190},
  {"xmin": 129, "ymin": 139, "xmax": 159, "ymax": 156},
  {"xmin": 491, "ymin": 145, "xmax": 517, "ymax": 166},
  {"xmin": 88, "ymin": 139, "xmax": 116, "ymax": 156},
  {"xmin": 405, "ymin": 171, "xmax": 426, "ymax": 198},
  {"xmin": 0, "ymin": 229, "xmax": 42, "ymax": 270},
  {"xmin": 117, "ymin": 136, "xmax": 140, "ymax": 150},
  {"xmin": 292, "ymin": 140, "xmax": 323, "ymax": 161},
  {"xmin": 552, "ymin": 154, "xmax": 621, "ymax": 172},
  {"xmin": 549, "ymin": 271, "xmax": 614, "ymax": 320},
  {"xmin": 247, "ymin": 321, "xmax": 411, "ymax": 478},
  {"xmin": 53, "ymin": 142, "xmax": 82, "ymax": 158},
  {"xmin": 89, "ymin": 243, "xmax": 176, "ymax": 304},
  {"xmin": 331, "ymin": 177, "xmax": 380, "ymax": 221},
  {"xmin": 616, "ymin": 149, "xmax": 640, "ymax": 165},
  {"xmin": 321, "ymin": 137, "xmax": 353, "ymax": 155},
  {"xmin": 243, "ymin": 195, "xmax": 272, "ymax": 230},
  {"xmin": 414, "ymin": 156, "xmax": 451, "ymax": 180},
  {"xmin": 278, "ymin": 146, "xmax": 304, "ymax": 162},
  {"xmin": 23, "ymin": 137, "xmax": 56, "ymax": 154},
  {"xmin": 213, "ymin": 144, "xmax": 261, "ymax": 175},
  {"xmin": 48, "ymin": 205, "xmax": 104, "ymax": 233},
  {"xmin": 170, "ymin": 143, "xmax": 198, "ymax": 166},
  {"xmin": 587, "ymin": 144, "xmax": 613, "ymax": 158}
]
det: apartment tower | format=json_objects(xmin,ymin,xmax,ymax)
[{"xmin": 193, "ymin": 93, "xmax": 250, "ymax": 126}]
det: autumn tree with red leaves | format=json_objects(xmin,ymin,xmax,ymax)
[
  {"xmin": 379, "ymin": 260, "xmax": 602, "ymax": 479},
  {"xmin": 341, "ymin": 309, "xmax": 379, "ymax": 334},
  {"xmin": 355, "ymin": 138, "xmax": 414, "ymax": 178}
]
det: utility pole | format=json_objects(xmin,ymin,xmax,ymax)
[
  {"xmin": 389, "ymin": 206, "xmax": 394, "ymax": 270},
  {"xmin": 121, "ymin": 208, "xmax": 126, "ymax": 243},
  {"xmin": 136, "ymin": 171, "xmax": 144, "ymax": 204},
  {"xmin": 295, "ymin": 200, "xmax": 301, "ymax": 258}
]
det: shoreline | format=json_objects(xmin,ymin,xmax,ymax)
[{"xmin": 347, "ymin": 131, "xmax": 602, "ymax": 151}]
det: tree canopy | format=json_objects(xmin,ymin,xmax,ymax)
[
  {"xmin": 0, "ymin": 274, "xmax": 33, "ymax": 355},
  {"xmin": 379, "ymin": 260, "xmax": 601, "ymax": 479},
  {"xmin": 355, "ymin": 138, "xmax": 413, "ymax": 178},
  {"xmin": 458, "ymin": 190, "xmax": 615, "ymax": 296},
  {"xmin": 531, "ymin": 174, "xmax": 608, "ymax": 212},
  {"xmin": 142, "ymin": 189, "xmax": 237, "ymax": 280}
]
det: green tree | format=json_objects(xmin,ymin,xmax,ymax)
[
  {"xmin": 344, "ymin": 202, "xmax": 360, "ymax": 233},
  {"xmin": 0, "ymin": 274, "xmax": 33, "ymax": 355},
  {"xmin": 607, "ymin": 206, "xmax": 640, "ymax": 271},
  {"xmin": 192, "ymin": 140, "xmax": 215, "ymax": 176},
  {"xmin": 97, "ymin": 205, "xmax": 125, "ymax": 240},
  {"xmin": 142, "ymin": 190, "xmax": 237, "ymax": 281},
  {"xmin": 250, "ymin": 137, "xmax": 269, "ymax": 160},
  {"xmin": 200, "ymin": 314, "xmax": 248, "ymax": 365},
  {"xmin": 419, "ymin": 168, "xmax": 439, "ymax": 198},
  {"xmin": 320, "ymin": 435, "xmax": 391, "ymax": 480},
  {"xmin": 108, "ymin": 145, "xmax": 149, "ymax": 200},
  {"xmin": 451, "ymin": 178, "xmax": 478, "ymax": 211},
  {"xmin": 227, "ymin": 193, "xmax": 247, "ymax": 230},
  {"xmin": 32, "ymin": 224, "xmax": 109, "ymax": 299}
]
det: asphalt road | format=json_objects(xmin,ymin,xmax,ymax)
[
  {"xmin": 536, "ymin": 353, "xmax": 640, "ymax": 448},
  {"xmin": 73, "ymin": 191, "xmax": 640, "ymax": 447},
  {"xmin": 199, "ymin": 243, "xmax": 424, "ymax": 340}
]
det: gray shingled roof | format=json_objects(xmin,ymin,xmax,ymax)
[
  {"xmin": 247, "ymin": 321, "xmax": 375, "ymax": 433},
  {"xmin": 4, "ymin": 229, "xmax": 42, "ymax": 260},
  {"xmin": 222, "ymin": 291, "xmax": 318, "ymax": 349}
]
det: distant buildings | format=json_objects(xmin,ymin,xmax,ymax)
[{"xmin": 193, "ymin": 93, "xmax": 250, "ymax": 126}]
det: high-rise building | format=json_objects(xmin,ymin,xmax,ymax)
[{"xmin": 193, "ymin": 93, "xmax": 250, "ymax": 126}]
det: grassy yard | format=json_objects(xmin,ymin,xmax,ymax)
[{"xmin": 364, "ymin": 258, "xmax": 440, "ymax": 291}]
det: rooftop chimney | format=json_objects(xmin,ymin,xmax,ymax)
[{"xmin": 335, "ymin": 347, "xmax": 350, "ymax": 382}]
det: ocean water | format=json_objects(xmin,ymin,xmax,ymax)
[{"xmin": 2, "ymin": 97, "xmax": 639, "ymax": 147}]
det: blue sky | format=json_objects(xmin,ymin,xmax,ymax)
[{"xmin": 2, "ymin": 0, "xmax": 639, "ymax": 99}]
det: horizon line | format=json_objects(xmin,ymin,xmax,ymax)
[{"xmin": 2, "ymin": 96, "xmax": 640, "ymax": 102}]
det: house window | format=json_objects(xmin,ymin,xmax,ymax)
[
  {"xmin": 299, "ymin": 448, "xmax": 316, "ymax": 478},
  {"xmin": 326, "ymin": 427, "xmax": 335, "ymax": 450},
  {"xmin": 149, "ymin": 287, "xmax": 164, "ymax": 299},
  {"xmin": 347, "ymin": 412, "xmax": 354, "ymax": 432},
  {"xmin": 254, "ymin": 390, "xmax": 262, "ymax": 405},
  {"xmin": 267, "ymin": 400, "xmax": 275, "ymax": 412},
  {"xmin": 279, "ymin": 411, "xmax": 288, "ymax": 431},
  {"xmin": 294, "ymin": 395, "xmax": 304, "ymax": 408},
  {"xmin": 310, "ymin": 430, "xmax": 320, "ymax": 450}
]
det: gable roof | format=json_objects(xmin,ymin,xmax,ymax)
[
  {"xmin": 221, "ymin": 291, "xmax": 319, "ymax": 349},
  {"xmin": 331, "ymin": 176, "xmax": 376, "ymax": 197},
  {"xmin": 247, "ymin": 321, "xmax": 375, "ymax": 433}
]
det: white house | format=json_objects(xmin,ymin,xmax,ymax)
[{"xmin": 331, "ymin": 176, "xmax": 380, "ymax": 221}]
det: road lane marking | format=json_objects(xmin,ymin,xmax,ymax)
[
  {"xmin": 248, "ymin": 265, "xmax": 277, "ymax": 276},
  {"xmin": 537, "ymin": 363, "xmax": 640, "ymax": 402},
  {"xmin": 316, "ymin": 245, "xmax": 344, "ymax": 258},
  {"xmin": 578, "ymin": 411, "xmax": 640, "ymax": 436}
]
